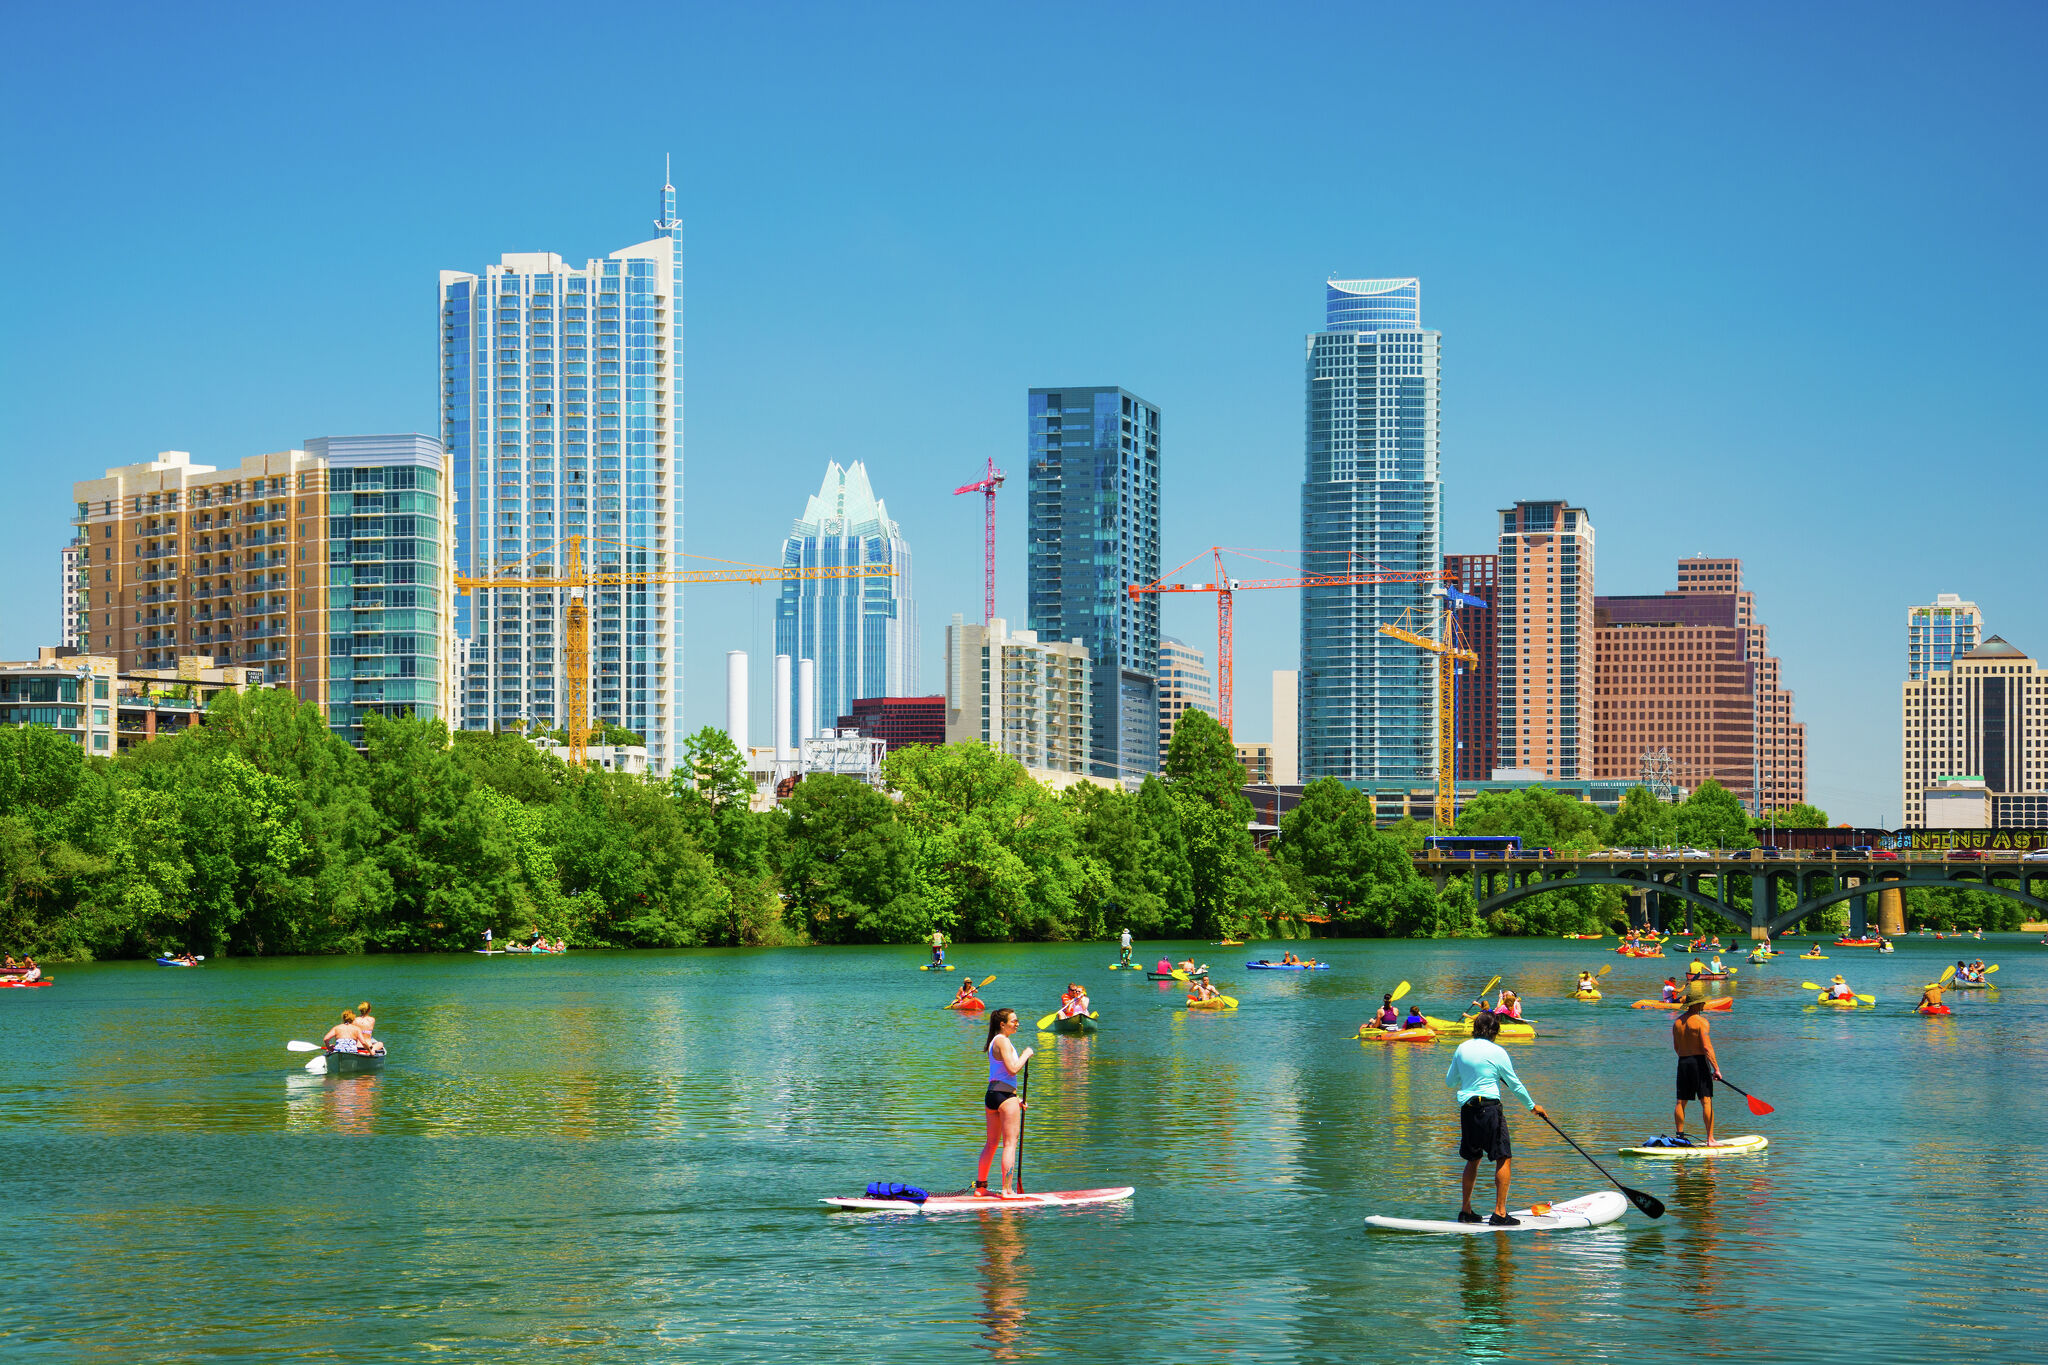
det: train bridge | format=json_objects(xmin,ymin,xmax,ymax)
[{"xmin": 1412, "ymin": 850, "xmax": 2048, "ymax": 938}]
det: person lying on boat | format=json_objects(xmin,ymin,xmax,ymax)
[
  {"xmin": 1374, "ymin": 994, "xmax": 1401, "ymax": 1029},
  {"xmin": 952, "ymin": 979, "xmax": 983, "ymax": 1008},
  {"xmin": 322, "ymin": 1010, "xmax": 370, "ymax": 1054},
  {"xmin": 1661, "ymin": 978, "xmax": 1680, "ymax": 1003}
]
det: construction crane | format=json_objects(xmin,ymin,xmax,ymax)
[
  {"xmin": 454, "ymin": 534, "xmax": 896, "ymax": 766},
  {"xmin": 952, "ymin": 457, "xmax": 1006, "ymax": 624},
  {"xmin": 1378, "ymin": 585, "xmax": 1486, "ymax": 829},
  {"xmin": 1127, "ymin": 547, "xmax": 1454, "ymax": 736}
]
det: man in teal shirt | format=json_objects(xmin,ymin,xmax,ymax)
[{"xmin": 1445, "ymin": 1012, "xmax": 1548, "ymax": 1225}]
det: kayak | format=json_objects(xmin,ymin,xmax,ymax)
[
  {"xmin": 1186, "ymin": 997, "xmax": 1237, "ymax": 1011},
  {"xmin": 1562, "ymin": 933, "xmax": 1605, "ymax": 940},
  {"xmin": 1366, "ymin": 1190, "xmax": 1626, "ymax": 1234},
  {"xmin": 473, "ymin": 950, "xmax": 506, "ymax": 955},
  {"xmin": 1357, "ymin": 1026, "xmax": 1436, "ymax": 1043},
  {"xmin": 1619, "ymin": 1134, "xmax": 1768, "ymax": 1159},
  {"xmin": 1245, "ymin": 961, "xmax": 1329, "ymax": 970},
  {"xmin": 1836, "ymin": 939, "xmax": 1883, "ymax": 947},
  {"xmin": 1049, "ymin": 1015, "xmax": 1098, "ymax": 1034},
  {"xmin": 1211, "ymin": 940, "xmax": 1245, "ymax": 947},
  {"xmin": 1798, "ymin": 954, "xmax": 1829, "ymax": 960},
  {"xmin": 1148, "ymin": 968, "xmax": 1204, "ymax": 981},
  {"xmin": 1691, "ymin": 972, "xmax": 1735, "ymax": 981},
  {"xmin": 945, "ymin": 999, "xmax": 986, "ymax": 1011},
  {"xmin": 1814, "ymin": 994, "xmax": 1868, "ymax": 1008},
  {"xmin": 1571, "ymin": 989, "xmax": 1602, "ymax": 1001},
  {"xmin": 153, "ymin": 957, "xmax": 201, "ymax": 967},
  {"xmin": 823, "ymin": 1187, "xmax": 1135, "ymax": 1213},
  {"xmin": 0, "ymin": 978, "xmax": 52, "ymax": 988},
  {"xmin": 1948, "ymin": 980, "xmax": 1991, "ymax": 989},
  {"xmin": 1632, "ymin": 998, "xmax": 1732, "ymax": 1011},
  {"xmin": 310, "ymin": 1048, "xmax": 386, "ymax": 1076},
  {"xmin": 1916, "ymin": 1004, "xmax": 1952, "ymax": 1015},
  {"xmin": 1425, "ymin": 1015, "xmax": 1534, "ymax": 1039}
]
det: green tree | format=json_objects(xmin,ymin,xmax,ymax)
[
  {"xmin": 1608, "ymin": 785, "xmax": 1674, "ymax": 848},
  {"xmin": 1162, "ymin": 710, "xmax": 1297, "ymax": 937},
  {"xmin": 781, "ymin": 772, "xmax": 927, "ymax": 942},
  {"xmin": 1672, "ymin": 779, "xmax": 1756, "ymax": 850},
  {"xmin": 1274, "ymin": 778, "xmax": 1446, "ymax": 936}
]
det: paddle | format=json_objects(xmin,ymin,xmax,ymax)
[
  {"xmin": 1015, "ymin": 1060, "xmax": 1029, "ymax": 1194},
  {"xmin": 1534, "ymin": 1110, "xmax": 1666, "ymax": 1220},
  {"xmin": 1714, "ymin": 1075, "xmax": 1775, "ymax": 1116},
  {"xmin": 286, "ymin": 1040, "xmax": 324, "ymax": 1053},
  {"xmin": 1390, "ymin": 980, "xmax": 1411, "ymax": 1003}
]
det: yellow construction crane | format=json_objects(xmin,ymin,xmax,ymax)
[
  {"xmin": 454, "ymin": 534, "xmax": 896, "ymax": 766},
  {"xmin": 1378, "ymin": 585, "xmax": 1486, "ymax": 828}
]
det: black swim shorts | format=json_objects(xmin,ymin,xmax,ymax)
[
  {"xmin": 1459, "ymin": 1097, "xmax": 1512, "ymax": 1163},
  {"xmin": 1676, "ymin": 1055, "xmax": 1715, "ymax": 1101},
  {"xmin": 984, "ymin": 1086, "xmax": 1017, "ymax": 1111}
]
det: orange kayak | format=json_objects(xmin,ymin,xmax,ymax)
[
  {"xmin": 1357, "ymin": 1026, "xmax": 1437, "ymax": 1043},
  {"xmin": 946, "ymin": 998, "xmax": 986, "ymax": 1011}
]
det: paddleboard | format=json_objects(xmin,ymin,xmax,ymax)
[
  {"xmin": 918, "ymin": 963, "xmax": 955, "ymax": 971},
  {"xmin": 1366, "ymin": 1190, "xmax": 1627, "ymax": 1234},
  {"xmin": 473, "ymin": 950, "xmax": 505, "ymax": 955},
  {"xmin": 823, "ymin": 1187, "xmax": 1135, "ymax": 1213},
  {"xmin": 1619, "ymin": 1134, "xmax": 1768, "ymax": 1159},
  {"xmin": 1245, "ymin": 961, "xmax": 1329, "ymax": 970}
]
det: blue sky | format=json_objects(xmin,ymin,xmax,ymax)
[{"xmin": 3, "ymin": 2, "xmax": 2042, "ymax": 824}]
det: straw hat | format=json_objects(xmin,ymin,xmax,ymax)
[{"xmin": 1831, "ymin": 974, "xmax": 1845, "ymax": 983}]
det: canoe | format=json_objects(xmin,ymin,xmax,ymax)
[
  {"xmin": 1049, "ymin": 1015, "xmax": 1098, "ymax": 1035},
  {"xmin": 1948, "ymin": 980, "xmax": 1991, "ymax": 989},
  {"xmin": 1835, "ymin": 939, "xmax": 1883, "ymax": 948},
  {"xmin": 1211, "ymin": 940, "xmax": 1245, "ymax": 946},
  {"xmin": 1690, "ymin": 972, "xmax": 1735, "ymax": 981},
  {"xmin": 1245, "ymin": 961, "xmax": 1329, "ymax": 970},
  {"xmin": 1357, "ymin": 1026, "xmax": 1436, "ymax": 1043},
  {"xmin": 824, "ymin": 1187, "xmax": 1135, "ymax": 1213},
  {"xmin": 1916, "ymin": 1004, "xmax": 1952, "ymax": 1015},
  {"xmin": 1571, "ymin": 989, "xmax": 1602, "ymax": 1001},
  {"xmin": 1425, "ymin": 1015, "xmax": 1534, "ymax": 1039},
  {"xmin": 1148, "ymin": 969, "xmax": 1204, "ymax": 981},
  {"xmin": 1632, "ymin": 998, "xmax": 1732, "ymax": 1011},
  {"xmin": 1367, "ymin": 1190, "xmax": 1626, "ymax": 1234},
  {"xmin": 1562, "ymin": 934, "xmax": 1605, "ymax": 940},
  {"xmin": 321, "ymin": 1048, "xmax": 386, "ymax": 1075},
  {"xmin": 1619, "ymin": 1134, "xmax": 1768, "ymax": 1159}
]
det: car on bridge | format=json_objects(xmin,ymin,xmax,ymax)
[
  {"xmin": 1947, "ymin": 847, "xmax": 1987, "ymax": 861},
  {"xmin": 2025, "ymin": 848, "xmax": 2048, "ymax": 862},
  {"xmin": 1846, "ymin": 846, "xmax": 1899, "ymax": 860},
  {"xmin": 1676, "ymin": 847, "xmax": 1713, "ymax": 859},
  {"xmin": 1730, "ymin": 847, "xmax": 1781, "ymax": 860}
]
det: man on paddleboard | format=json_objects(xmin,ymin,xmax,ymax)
[
  {"xmin": 1119, "ymin": 928, "xmax": 1133, "ymax": 966},
  {"xmin": 1446, "ymin": 1012, "xmax": 1547, "ymax": 1226},
  {"xmin": 1672, "ymin": 987, "xmax": 1722, "ymax": 1145},
  {"xmin": 930, "ymin": 930, "xmax": 947, "ymax": 967}
]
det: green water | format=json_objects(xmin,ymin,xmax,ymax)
[{"xmin": 4, "ymin": 936, "xmax": 2044, "ymax": 1362}]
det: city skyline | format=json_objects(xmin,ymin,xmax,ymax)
[{"xmin": 4, "ymin": 4, "xmax": 2044, "ymax": 823}]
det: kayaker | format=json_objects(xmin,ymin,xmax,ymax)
[
  {"xmin": 1687, "ymin": 957, "xmax": 1705, "ymax": 980},
  {"xmin": 1177, "ymin": 958, "xmax": 1199, "ymax": 975},
  {"xmin": 1576, "ymin": 971, "xmax": 1597, "ymax": 994},
  {"xmin": 1056, "ymin": 984, "xmax": 1090, "ymax": 1019},
  {"xmin": 1375, "ymin": 994, "xmax": 1400, "ymax": 1029},
  {"xmin": 975, "ymin": 1009, "xmax": 1033, "ymax": 1199},
  {"xmin": 1157, "ymin": 957, "xmax": 1173, "ymax": 975},
  {"xmin": 321, "ymin": 1009, "xmax": 368, "ymax": 1055},
  {"xmin": 952, "ymin": 979, "xmax": 983, "ymax": 1009},
  {"xmin": 1446, "ymin": 1012, "xmax": 1547, "ymax": 1226},
  {"xmin": 1403, "ymin": 1005, "xmax": 1428, "ymax": 1029},
  {"xmin": 1118, "ymin": 928, "xmax": 1134, "ymax": 966},
  {"xmin": 1660, "ymin": 977, "xmax": 1680, "ymax": 1004},
  {"xmin": 1828, "ymin": 975, "xmax": 1853, "ymax": 1001},
  {"xmin": 929, "ymin": 931, "xmax": 947, "ymax": 967},
  {"xmin": 1672, "ymin": 987, "xmax": 1722, "ymax": 1145},
  {"xmin": 1282, "ymin": 951, "xmax": 1301, "ymax": 966},
  {"xmin": 1918, "ymin": 980, "xmax": 1945, "ymax": 1011},
  {"xmin": 1708, "ymin": 954, "xmax": 1725, "ymax": 975},
  {"xmin": 1189, "ymin": 977, "xmax": 1220, "ymax": 1004},
  {"xmin": 17, "ymin": 957, "xmax": 40, "ymax": 982}
]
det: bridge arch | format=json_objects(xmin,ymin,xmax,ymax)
[
  {"xmin": 1756, "ymin": 874, "xmax": 2048, "ymax": 937},
  {"xmin": 1469, "ymin": 871, "xmax": 1733, "ymax": 924}
]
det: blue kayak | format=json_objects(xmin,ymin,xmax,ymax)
[
  {"xmin": 154, "ymin": 956, "xmax": 202, "ymax": 967},
  {"xmin": 1245, "ymin": 961, "xmax": 1329, "ymax": 970}
]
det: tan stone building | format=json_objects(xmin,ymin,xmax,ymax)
[
  {"xmin": 943, "ymin": 615, "xmax": 1091, "ymax": 775},
  {"xmin": 1902, "ymin": 636, "xmax": 2048, "ymax": 827},
  {"xmin": 1157, "ymin": 635, "xmax": 1215, "ymax": 757},
  {"xmin": 1495, "ymin": 500, "xmax": 1595, "ymax": 778}
]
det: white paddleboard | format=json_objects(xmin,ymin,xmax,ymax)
[
  {"xmin": 1365, "ymin": 1189, "xmax": 1627, "ymax": 1234},
  {"xmin": 823, "ymin": 1186, "xmax": 1134, "ymax": 1213},
  {"xmin": 1619, "ymin": 1134, "xmax": 1768, "ymax": 1159}
]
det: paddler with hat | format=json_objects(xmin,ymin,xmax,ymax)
[
  {"xmin": 1671, "ymin": 984, "xmax": 1723, "ymax": 1145},
  {"xmin": 1826, "ymin": 974, "xmax": 1853, "ymax": 1001}
]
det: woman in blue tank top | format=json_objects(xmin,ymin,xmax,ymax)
[{"xmin": 975, "ymin": 1009, "xmax": 1034, "ymax": 1198}]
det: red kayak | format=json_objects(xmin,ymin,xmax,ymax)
[
  {"xmin": 945, "ymin": 998, "xmax": 986, "ymax": 1012},
  {"xmin": 0, "ymin": 978, "xmax": 52, "ymax": 988},
  {"xmin": 1916, "ymin": 1004, "xmax": 1952, "ymax": 1016}
]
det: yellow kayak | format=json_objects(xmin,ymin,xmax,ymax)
[
  {"xmin": 1815, "ymin": 993, "xmax": 1870, "ymax": 1008},
  {"xmin": 1426, "ymin": 1014, "xmax": 1535, "ymax": 1039},
  {"xmin": 1186, "ymin": 996, "xmax": 1238, "ymax": 1010},
  {"xmin": 1571, "ymin": 989, "xmax": 1602, "ymax": 1001}
]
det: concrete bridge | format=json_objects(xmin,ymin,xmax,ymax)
[{"xmin": 1415, "ymin": 850, "xmax": 2048, "ymax": 938}]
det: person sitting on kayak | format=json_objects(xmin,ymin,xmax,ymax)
[
  {"xmin": 1189, "ymin": 977, "xmax": 1220, "ymax": 1003},
  {"xmin": 1495, "ymin": 990, "xmax": 1525, "ymax": 1022},
  {"xmin": 322, "ymin": 1009, "xmax": 368, "ymax": 1054},
  {"xmin": 1708, "ymin": 955, "xmax": 1725, "ymax": 975},
  {"xmin": 1157, "ymin": 958, "xmax": 1174, "ymax": 975},
  {"xmin": 1281, "ymin": 951, "xmax": 1301, "ymax": 966},
  {"xmin": 1177, "ymin": 958, "xmax": 1200, "ymax": 974},
  {"xmin": 1447, "ymin": 1011, "xmax": 1548, "ymax": 1226},
  {"xmin": 953, "ymin": 979, "xmax": 983, "ymax": 1009},
  {"xmin": 1056, "ymin": 984, "xmax": 1090, "ymax": 1019},
  {"xmin": 1375, "ymin": 994, "xmax": 1401, "ymax": 1029},
  {"xmin": 1576, "ymin": 971, "xmax": 1597, "ymax": 994},
  {"xmin": 1660, "ymin": 977, "xmax": 1680, "ymax": 1003},
  {"xmin": 16, "ymin": 957, "xmax": 40, "ymax": 982},
  {"xmin": 1403, "ymin": 1005, "xmax": 1428, "ymax": 1029},
  {"xmin": 1918, "ymin": 981, "xmax": 1945, "ymax": 1011},
  {"xmin": 1828, "ymin": 975, "xmax": 1853, "ymax": 1001}
]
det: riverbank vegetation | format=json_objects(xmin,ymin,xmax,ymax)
[{"xmin": 0, "ymin": 696, "xmax": 2030, "ymax": 958}]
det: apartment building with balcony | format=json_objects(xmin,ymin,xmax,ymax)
[{"xmin": 943, "ymin": 615, "xmax": 1090, "ymax": 776}]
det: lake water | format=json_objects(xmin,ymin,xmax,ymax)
[{"xmin": 3, "ymin": 935, "xmax": 2043, "ymax": 1362}]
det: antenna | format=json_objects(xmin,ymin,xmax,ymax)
[{"xmin": 655, "ymin": 155, "xmax": 682, "ymax": 234}]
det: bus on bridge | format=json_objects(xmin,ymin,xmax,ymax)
[{"xmin": 1423, "ymin": 834, "xmax": 1521, "ymax": 859}]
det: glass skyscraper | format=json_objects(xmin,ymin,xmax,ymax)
[
  {"xmin": 1907, "ymin": 593, "xmax": 1983, "ymax": 681},
  {"xmin": 774, "ymin": 460, "xmax": 916, "ymax": 748},
  {"xmin": 1026, "ymin": 386, "xmax": 1160, "ymax": 780},
  {"xmin": 1299, "ymin": 277, "xmax": 1442, "ymax": 782},
  {"xmin": 440, "ymin": 175, "xmax": 684, "ymax": 771}
]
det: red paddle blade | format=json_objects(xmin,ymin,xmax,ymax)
[{"xmin": 1746, "ymin": 1094, "xmax": 1775, "ymax": 1116}]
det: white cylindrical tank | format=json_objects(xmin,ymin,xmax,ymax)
[
  {"xmin": 798, "ymin": 657, "xmax": 816, "ymax": 746},
  {"xmin": 773, "ymin": 653, "xmax": 794, "ymax": 761},
  {"xmin": 725, "ymin": 651, "xmax": 748, "ymax": 753}
]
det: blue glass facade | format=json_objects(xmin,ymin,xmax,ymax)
[
  {"xmin": 440, "ymin": 177, "xmax": 683, "ymax": 771},
  {"xmin": 1026, "ymin": 387, "xmax": 1160, "ymax": 780},
  {"xmin": 1300, "ymin": 278, "xmax": 1442, "ymax": 782}
]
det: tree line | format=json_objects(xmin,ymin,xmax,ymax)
[{"xmin": 0, "ymin": 696, "xmax": 2025, "ymax": 960}]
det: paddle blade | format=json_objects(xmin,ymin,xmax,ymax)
[
  {"xmin": 304, "ymin": 1055, "xmax": 327, "ymax": 1075},
  {"xmin": 1621, "ymin": 1185, "xmax": 1667, "ymax": 1220},
  {"xmin": 1857, "ymin": 994, "xmax": 1877, "ymax": 1004},
  {"xmin": 286, "ymin": 1040, "xmax": 323, "ymax": 1052},
  {"xmin": 1596, "ymin": 964, "xmax": 1613, "ymax": 977},
  {"xmin": 1746, "ymin": 1093, "xmax": 1776, "ymax": 1116},
  {"xmin": 1987, "ymin": 964, "xmax": 2000, "ymax": 973},
  {"xmin": 1939, "ymin": 965, "xmax": 1956, "ymax": 983},
  {"xmin": 1035, "ymin": 1013, "xmax": 1058, "ymax": 1030},
  {"xmin": 1800, "ymin": 982, "xmax": 1823, "ymax": 991},
  {"xmin": 1390, "ymin": 980, "xmax": 1412, "ymax": 1003},
  {"xmin": 1480, "ymin": 974, "xmax": 1502, "ymax": 998},
  {"xmin": 981, "ymin": 975, "xmax": 997, "ymax": 987}
]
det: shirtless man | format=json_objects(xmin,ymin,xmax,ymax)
[{"xmin": 1672, "ymin": 988, "xmax": 1723, "ymax": 1145}]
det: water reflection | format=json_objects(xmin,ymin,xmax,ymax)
[
  {"xmin": 973, "ymin": 1210, "xmax": 1029, "ymax": 1359},
  {"xmin": 1455, "ymin": 1235, "xmax": 1517, "ymax": 1360},
  {"xmin": 283, "ymin": 1072, "xmax": 382, "ymax": 1133}
]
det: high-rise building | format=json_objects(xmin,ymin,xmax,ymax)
[
  {"xmin": 943, "ymin": 615, "xmax": 1089, "ymax": 774},
  {"xmin": 774, "ymin": 461, "xmax": 915, "ymax": 748},
  {"xmin": 1270, "ymin": 669, "xmax": 1299, "ymax": 785},
  {"xmin": 837, "ymin": 695, "xmax": 944, "ymax": 753},
  {"xmin": 441, "ymin": 174, "xmax": 684, "ymax": 772},
  {"xmin": 1157, "ymin": 634, "xmax": 1214, "ymax": 757},
  {"xmin": 1902, "ymin": 636, "xmax": 2048, "ymax": 827},
  {"xmin": 1445, "ymin": 553, "xmax": 1499, "ymax": 781},
  {"xmin": 70, "ymin": 439, "xmax": 457, "ymax": 747},
  {"xmin": 1236, "ymin": 742, "xmax": 1273, "ymax": 783},
  {"xmin": 1300, "ymin": 277, "xmax": 1442, "ymax": 782},
  {"xmin": 1496, "ymin": 502, "xmax": 1593, "ymax": 779},
  {"xmin": 1672, "ymin": 557, "xmax": 1804, "ymax": 811},
  {"xmin": 1027, "ymin": 387, "xmax": 1160, "ymax": 780},
  {"xmin": 59, "ymin": 542, "xmax": 84, "ymax": 648},
  {"xmin": 1907, "ymin": 593, "xmax": 1983, "ymax": 681}
]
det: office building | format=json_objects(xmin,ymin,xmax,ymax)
[
  {"xmin": 1236, "ymin": 742, "xmax": 1273, "ymax": 783},
  {"xmin": 1496, "ymin": 502, "xmax": 1594, "ymax": 779},
  {"xmin": 1902, "ymin": 636, "xmax": 2048, "ymax": 827},
  {"xmin": 71, "ymin": 440, "xmax": 456, "ymax": 747},
  {"xmin": 943, "ymin": 614, "xmax": 1089, "ymax": 775},
  {"xmin": 60, "ymin": 543, "xmax": 85, "ymax": 649},
  {"xmin": 774, "ymin": 461, "xmax": 916, "ymax": 749},
  {"xmin": 1300, "ymin": 277, "xmax": 1442, "ymax": 782},
  {"xmin": 1908, "ymin": 594, "xmax": 1983, "ymax": 681},
  {"xmin": 1673, "ymin": 557, "xmax": 1804, "ymax": 811},
  {"xmin": 1445, "ymin": 553, "xmax": 1499, "ymax": 781},
  {"xmin": 838, "ymin": 695, "xmax": 945, "ymax": 753},
  {"xmin": 2, "ymin": 648, "xmax": 266, "ymax": 756},
  {"xmin": 441, "ymin": 173, "xmax": 684, "ymax": 772},
  {"xmin": 1270, "ymin": 669, "xmax": 1298, "ymax": 785},
  {"xmin": 1027, "ymin": 386, "xmax": 1160, "ymax": 780},
  {"xmin": 1157, "ymin": 635, "xmax": 1214, "ymax": 757}
]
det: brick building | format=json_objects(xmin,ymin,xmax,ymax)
[
  {"xmin": 1444, "ymin": 553, "xmax": 1498, "ymax": 781},
  {"xmin": 837, "ymin": 695, "xmax": 945, "ymax": 753},
  {"xmin": 1496, "ymin": 501, "xmax": 1594, "ymax": 778}
]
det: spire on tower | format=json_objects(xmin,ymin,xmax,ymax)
[{"xmin": 655, "ymin": 155, "xmax": 682, "ymax": 236}]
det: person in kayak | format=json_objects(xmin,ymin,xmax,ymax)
[
  {"xmin": 1576, "ymin": 971, "xmax": 1598, "ymax": 994},
  {"xmin": 354, "ymin": 1001, "xmax": 385, "ymax": 1054},
  {"xmin": 952, "ymin": 978, "xmax": 984, "ymax": 1009},
  {"xmin": 1403, "ymin": 1004, "xmax": 1428, "ymax": 1029},
  {"xmin": 1447, "ymin": 1012, "xmax": 1548, "ymax": 1226},
  {"xmin": 929, "ymin": 931, "xmax": 947, "ymax": 967},
  {"xmin": 975, "ymin": 1009, "xmax": 1033, "ymax": 1199},
  {"xmin": 1281, "ymin": 951, "xmax": 1301, "ymax": 966},
  {"xmin": 1118, "ymin": 928, "xmax": 1133, "ymax": 966},
  {"xmin": 1157, "ymin": 957, "xmax": 1174, "ymax": 975},
  {"xmin": 1707, "ymin": 954, "xmax": 1725, "ymax": 975},
  {"xmin": 1660, "ymin": 977, "xmax": 1680, "ymax": 1003},
  {"xmin": 1495, "ymin": 990, "xmax": 1525, "ymax": 1022},
  {"xmin": 1827, "ymin": 975, "xmax": 1853, "ymax": 1001},
  {"xmin": 321, "ymin": 1009, "xmax": 368, "ymax": 1054},
  {"xmin": 1917, "ymin": 980, "xmax": 1945, "ymax": 1011},
  {"xmin": 1672, "ymin": 987, "xmax": 1723, "ymax": 1145},
  {"xmin": 1375, "ymin": 993, "xmax": 1401, "ymax": 1029},
  {"xmin": 1188, "ymin": 977, "xmax": 1220, "ymax": 1004},
  {"xmin": 1056, "ymin": 984, "xmax": 1090, "ymax": 1019}
]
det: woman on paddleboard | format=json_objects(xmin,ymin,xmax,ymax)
[{"xmin": 976, "ymin": 1009, "xmax": 1033, "ymax": 1198}]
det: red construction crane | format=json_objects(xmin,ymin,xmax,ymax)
[
  {"xmin": 952, "ymin": 457, "xmax": 1006, "ymax": 624},
  {"xmin": 1128, "ymin": 548, "xmax": 1455, "ymax": 736}
]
